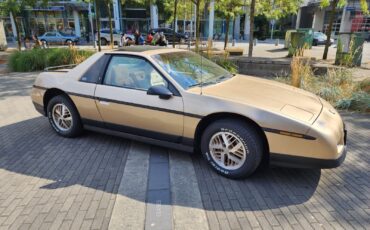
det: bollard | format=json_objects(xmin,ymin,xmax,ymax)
[
  {"xmin": 253, "ymin": 39, "xmax": 257, "ymax": 46},
  {"xmin": 275, "ymin": 39, "xmax": 279, "ymax": 46},
  {"xmin": 232, "ymin": 39, "xmax": 236, "ymax": 47}
]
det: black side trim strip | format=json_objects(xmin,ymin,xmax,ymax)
[
  {"xmin": 68, "ymin": 91, "xmax": 96, "ymax": 100},
  {"xmin": 33, "ymin": 85, "xmax": 203, "ymax": 118},
  {"xmin": 270, "ymin": 149, "xmax": 346, "ymax": 169},
  {"xmin": 84, "ymin": 125, "xmax": 194, "ymax": 152},
  {"xmin": 263, "ymin": 127, "xmax": 316, "ymax": 140},
  {"xmin": 34, "ymin": 86, "xmax": 314, "ymax": 140},
  {"xmin": 82, "ymin": 118, "xmax": 194, "ymax": 145},
  {"xmin": 33, "ymin": 85, "xmax": 48, "ymax": 90}
]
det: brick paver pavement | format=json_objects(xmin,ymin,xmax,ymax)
[
  {"xmin": 192, "ymin": 113, "xmax": 370, "ymax": 230},
  {"xmin": 0, "ymin": 72, "xmax": 369, "ymax": 230}
]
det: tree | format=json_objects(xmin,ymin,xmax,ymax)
[
  {"xmin": 162, "ymin": 0, "xmax": 191, "ymax": 47},
  {"xmin": 216, "ymin": 0, "xmax": 244, "ymax": 50},
  {"xmin": 190, "ymin": 0, "xmax": 204, "ymax": 50},
  {"xmin": 95, "ymin": 0, "xmax": 102, "ymax": 51},
  {"xmin": 248, "ymin": 0, "xmax": 256, "ymax": 57},
  {"xmin": 172, "ymin": 0, "xmax": 178, "ymax": 48},
  {"xmin": 247, "ymin": 0, "xmax": 301, "ymax": 57},
  {"xmin": 321, "ymin": 0, "xmax": 368, "ymax": 60},
  {"xmin": 105, "ymin": 0, "xmax": 114, "ymax": 49},
  {"xmin": 0, "ymin": 0, "xmax": 42, "ymax": 51}
]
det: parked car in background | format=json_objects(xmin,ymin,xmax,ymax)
[
  {"xmin": 31, "ymin": 47, "xmax": 346, "ymax": 179},
  {"xmin": 313, "ymin": 32, "xmax": 334, "ymax": 46},
  {"xmin": 96, "ymin": 29, "xmax": 122, "ymax": 46},
  {"xmin": 39, "ymin": 31, "xmax": 79, "ymax": 45},
  {"xmin": 148, "ymin": 28, "xmax": 188, "ymax": 44}
]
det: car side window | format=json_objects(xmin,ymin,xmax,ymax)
[
  {"xmin": 103, "ymin": 56, "xmax": 168, "ymax": 90},
  {"xmin": 80, "ymin": 54, "xmax": 110, "ymax": 83}
]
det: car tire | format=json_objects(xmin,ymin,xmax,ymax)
[
  {"xmin": 47, "ymin": 95, "xmax": 83, "ymax": 138},
  {"xmin": 101, "ymin": 38, "xmax": 108, "ymax": 46},
  {"xmin": 65, "ymin": 39, "xmax": 73, "ymax": 45},
  {"xmin": 200, "ymin": 119, "xmax": 264, "ymax": 179}
]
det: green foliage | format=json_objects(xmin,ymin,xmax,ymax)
[
  {"xmin": 216, "ymin": 0, "xmax": 245, "ymax": 19},
  {"xmin": 336, "ymin": 92, "xmax": 370, "ymax": 112},
  {"xmin": 274, "ymin": 63, "xmax": 370, "ymax": 112},
  {"xmin": 9, "ymin": 48, "xmax": 95, "ymax": 72},
  {"xmin": 212, "ymin": 57, "xmax": 238, "ymax": 74},
  {"xmin": 321, "ymin": 0, "xmax": 368, "ymax": 14},
  {"xmin": 255, "ymin": 0, "xmax": 302, "ymax": 20}
]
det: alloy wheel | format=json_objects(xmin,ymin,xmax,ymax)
[
  {"xmin": 52, "ymin": 103, "xmax": 73, "ymax": 131},
  {"xmin": 209, "ymin": 131, "xmax": 247, "ymax": 170}
]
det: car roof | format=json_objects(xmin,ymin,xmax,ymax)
[{"xmin": 111, "ymin": 46, "xmax": 186, "ymax": 55}]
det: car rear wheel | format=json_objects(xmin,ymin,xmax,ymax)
[
  {"xmin": 65, "ymin": 39, "xmax": 73, "ymax": 45},
  {"xmin": 100, "ymin": 38, "xmax": 108, "ymax": 46},
  {"xmin": 200, "ymin": 119, "xmax": 263, "ymax": 179},
  {"xmin": 47, "ymin": 95, "xmax": 83, "ymax": 137}
]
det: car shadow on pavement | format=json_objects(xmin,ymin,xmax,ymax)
[
  {"xmin": 0, "ymin": 116, "xmax": 320, "ymax": 212},
  {"xmin": 191, "ymin": 153, "xmax": 321, "ymax": 211}
]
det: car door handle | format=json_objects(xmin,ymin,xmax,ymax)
[{"xmin": 98, "ymin": 99, "xmax": 110, "ymax": 105}]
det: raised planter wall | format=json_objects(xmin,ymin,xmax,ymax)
[{"xmin": 230, "ymin": 57, "xmax": 338, "ymax": 78}]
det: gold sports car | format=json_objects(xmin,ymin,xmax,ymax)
[{"xmin": 31, "ymin": 47, "xmax": 347, "ymax": 179}]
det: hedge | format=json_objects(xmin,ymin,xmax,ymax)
[{"xmin": 9, "ymin": 48, "xmax": 95, "ymax": 72}]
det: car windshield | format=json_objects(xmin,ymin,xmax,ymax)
[
  {"xmin": 152, "ymin": 51, "xmax": 233, "ymax": 89},
  {"xmin": 315, "ymin": 32, "xmax": 326, "ymax": 39}
]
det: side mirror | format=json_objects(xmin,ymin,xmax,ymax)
[{"xmin": 147, "ymin": 85, "xmax": 173, "ymax": 100}]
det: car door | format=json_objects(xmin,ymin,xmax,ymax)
[
  {"xmin": 45, "ymin": 32, "xmax": 56, "ymax": 43},
  {"xmin": 55, "ymin": 32, "xmax": 64, "ymax": 44},
  {"xmin": 94, "ymin": 55, "xmax": 184, "ymax": 142}
]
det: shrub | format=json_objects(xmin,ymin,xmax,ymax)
[
  {"xmin": 9, "ymin": 48, "xmax": 95, "ymax": 72},
  {"xmin": 274, "ymin": 62, "xmax": 370, "ymax": 112}
]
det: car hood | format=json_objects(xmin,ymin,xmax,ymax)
[{"xmin": 188, "ymin": 75, "xmax": 323, "ymax": 124}]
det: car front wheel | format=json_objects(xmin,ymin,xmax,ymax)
[
  {"xmin": 47, "ymin": 95, "xmax": 83, "ymax": 137},
  {"xmin": 201, "ymin": 119, "xmax": 264, "ymax": 179}
]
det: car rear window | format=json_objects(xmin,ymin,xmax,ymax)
[{"xmin": 80, "ymin": 54, "xmax": 110, "ymax": 83}]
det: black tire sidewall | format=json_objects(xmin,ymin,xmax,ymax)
[
  {"xmin": 101, "ymin": 38, "xmax": 107, "ymax": 46},
  {"xmin": 47, "ymin": 95, "xmax": 82, "ymax": 137},
  {"xmin": 201, "ymin": 119, "xmax": 263, "ymax": 179}
]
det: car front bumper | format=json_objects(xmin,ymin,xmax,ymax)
[{"xmin": 270, "ymin": 141, "xmax": 346, "ymax": 169}]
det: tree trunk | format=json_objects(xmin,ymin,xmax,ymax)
[
  {"xmin": 173, "ymin": 0, "xmax": 178, "ymax": 48},
  {"xmin": 195, "ymin": 0, "xmax": 201, "ymax": 51},
  {"xmin": 95, "ymin": 0, "xmax": 101, "ymax": 52},
  {"xmin": 224, "ymin": 16, "xmax": 230, "ymax": 50},
  {"xmin": 107, "ymin": 0, "xmax": 114, "ymax": 49},
  {"xmin": 11, "ymin": 12, "xmax": 21, "ymax": 51},
  {"xmin": 248, "ymin": 0, "xmax": 256, "ymax": 57},
  {"xmin": 323, "ymin": 0, "xmax": 338, "ymax": 60}
]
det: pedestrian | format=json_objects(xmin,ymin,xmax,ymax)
[
  {"xmin": 121, "ymin": 33, "xmax": 129, "ymax": 46},
  {"xmin": 151, "ymin": 32, "xmax": 160, "ymax": 46},
  {"xmin": 134, "ymin": 30, "xmax": 141, "ymax": 45},
  {"xmin": 146, "ymin": 31, "xmax": 155, "ymax": 45},
  {"xmin": 157, "ymin": 32, "xmax": 167, "ymax": 46},
  {"xmin": 32, "ymin": 35, "xmax": 42, "ymax": 49},
  {"xmin": 138, "ymin": 33, "xmax": 144, "ymax": 45}
]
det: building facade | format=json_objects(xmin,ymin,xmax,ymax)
[{"xmin": 296, "ymin": 0, "xmax": 370, "ymax": 37}]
